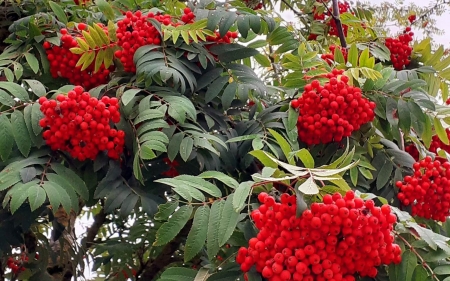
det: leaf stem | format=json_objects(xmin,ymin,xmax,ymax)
[{"xmin": 394, "ymin": 231, "xmax": 439, "ymax": 281}]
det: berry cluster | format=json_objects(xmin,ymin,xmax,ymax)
[
  {"xmin": 290, "ymin": 69, "xmax": 376, "ymax": 145},
  {"xmin": 114, "ymin": 8, "xmax": 236, "ymax": 72},
  {"xmin": 236, "ymin": 191, "xmax": 401, "ymax": 281},
  {"xmin": 429, "ymin": 129, "xmax": 450, "ymax": 155},
  {"xmin": 397, "ymin": 156, "xmax": 450, "ymax": 222},
  {"xmin": 161, "ymin": 157, "xmax": 180, "ymax": 177},
  {"xmin": 6, "ymin": 252, "xmax": 36, "ymax": 274},
  {"xmin": 243, "ymin": 0, "xmax": 263, "ymax": 10},
  {"xmin": 43, "ymin": 24, "xmax": 114, "ymax": 90},
  {"xmin": 408, "ymin": 14, "xmax": 416, "ymax": 24},
  {"xmin": 385, "ymin": 27, "xmax": 414, "ymax": 70},
  {"xmin": 309, "ymin": 1, "xmax": 350, "ymax": 40},
  {"xmin": 114, "ymin": 10, "xmax": 166, "ymax": 73},
  {"xmin": 405, "ymin": 144, "xmax": 420, "ymax": 161},
  {"xmin": 321, "ymin": 45, "xmax": 348, "ymax": 65},
  {"xmin": 38, "ymin": 86, "xmax": 125, "ymax": 161}
]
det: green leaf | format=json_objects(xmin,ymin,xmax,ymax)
[
  {"xmin": 51, "ymin": 163, "xmax": 89, "ymax": 200},
  {"xmin": 180, "ymin": 137, "xmax": 194, "ymax": 162},
  {"xmin": 155, "ymin": 200, "xmax": 179, "ymax": 221},
  {"xmin": 397, "ymin": 99, "xmax": 411, "ymax": 133},
  {"xmin": 226, "ymin": 134, "xmax": 259, "ymax": 142},
  {"xmin": 167, "ymin": 132, "xmax": 184, "ymax": 161},
  {"xmin": 20, "ymin": 167, "xmax": 37, "ymax": 183},
  {"xmin": 31, "ymin": 103, "xmax": 43, "ymax": 136},
  {"xmin": 0, "ymin": 82, "xmax": 29, "ymax": 101},
  {"xmin": 95, "ymin": 0, "xmax": 115, "ymax": 20},
  {"xmin": 268, "ymin": 128, "xmax": 292, "ymax": 164},
  {"xmin": 205, "ymin": 76, "xmax": 228, "ymax": 103},
  {"xmin": 45, "ymin": 173, "xmax": 79, "ymax": 213},
  {"xmin": 287, "ymin": 106, "xmax": 298, "ymax": 131},
  {"xmin": 159, "ymin": 267, "xmax": 197, "ymax": 280},
  {"xmin": 0, "ymin": 89, "xmax": 15, "ymax": 106},
  {"xmin": 348, "ymin": 44, "xmax": 358, "ymax": 66},
  {"xmin": 48, "ymin": 1, "xmax": 68, "ymax": 24},
  {"xmin": 434, "ymin": 265, "xmax": 450, "ymax": 275},
  {"xmin": 249, "ymin": 150, "xmax": 277, "ymax": 168},
  {"xmin": 218, "ymin": 194, "xmax": 240, "ymax": 246},
  {"xmin": 398, "ymin": 250, "xmax": 417, "ymax": 281},
  {"xmin": 295, "ymin": 149, "xmax": 315, "ymax": 168},
  {"xmin": 221, "ymin": 82, "xmax": 237, "ymax": 110},
  {"xmin": 297, "ymin": 177, "xmax": 319, "ymax": 195},
  {"xmin": 434, "ymin": 117, "xmax": 449, "ymax": 145},
  {"xmin": 42, "ymin": 181, "xmax": 72, "ymax": 213},
  {"xmin": 376, "ymin": 160, "xmax": 393, "ymax": 189},
  {"xmin": 27, "ymin": 184, "xmax": 46, "ymax": 211},
  {"xmin": 24, "ymin": 53, "xmax": 39, "ymax": 74},
  {"xmin": 140, "ymin": 141, "xmax": 158, "ymax": 159},
  {"xmin": 11, "ymin": 111, "xmax": 31, "ymax": 157},
  {"xmin": 0, "ymin": 114, "xmax": 13, "ymax": 161},
  {"xmin": 207, "ymin": 200, "xmax": 225, "ymax": 259},
  {"xmin": 122, "ymin": 89, "xmax": 141, "ymax": 106},
  {"xmin": 412, "ymin": 265, "xmax": 428, "ymax": 280},
  {"xmin": 198, "ymin": 171, "xmax": 239, "ymax": 189},
  {"xmin": 154, "ymin": 205, "xmax": 193, "ymax": 246},
  {"xmin": 184, "ymin": 205, "xmax": 210, "ymax": 262},
  {"xmin": 232, "ymin": 181, "xmax": 253, "ymax": 212},
  {"xmin": 176, "ymin": 175, "xmax": 223, "ymax": 197},
  {"xmin": 24, "ymin": 80, "xmax": 46, "ymax": 97},
  {"xmin": 10, "ymin": 181, "xmax": 38, "ymax": 214}
]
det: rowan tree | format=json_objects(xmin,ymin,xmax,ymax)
[{"xmin": 1, "ymin": 0, "xmax": 450, "ymax": 281}]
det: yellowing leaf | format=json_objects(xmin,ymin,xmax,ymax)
[
  {"xmin": 82, "ymin": 30, "xmax": 97, "ymax": 49},
  {"xmin": 76, "ymin": 38, "xmax": 89, "ymax": 51}
]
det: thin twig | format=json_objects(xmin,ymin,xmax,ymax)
[
  {"xmin": 279, "ymin": 0, "xmax": 302, "ymax": 17},
  {"xmin": 395, "ymin": 232, "xmax": 439, "ymax": 281}
]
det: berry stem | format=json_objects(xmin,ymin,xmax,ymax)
[{"xmin": 394, "ymin": 231, "xmax": 439, "ymax": 281}]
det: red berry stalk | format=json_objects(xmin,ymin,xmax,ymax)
[
  {"xmin": 39, "ymin": 86, "xmax": 125, "ymax": 161},
  {"xmin": 397, "ymin": 156, "xmax": 450, "ymax": 222},
  {"xmin": 236, "ymin": 191, "xmax": 401, "ymax": 281},
  {"xmin": 290, "ymin": 69, "xmax": 376, "ymax": 145}
]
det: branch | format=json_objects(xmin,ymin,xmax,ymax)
[
  {"xmin": 279, "ymin": 0, "xmax": 302, "ymax": 17},
  {"xmin": 331, "ymin": 0, "xmax": 347, "ymax": 48},
  {"xmin": 84, "ymin": 207, "xmax": 107, "ymax": 249}
]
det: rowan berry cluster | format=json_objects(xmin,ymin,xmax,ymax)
[
  {"xmin": 43, "ymin": 24, "xmax": 114, "ymax": 90},
  {"xmin": 429, "ymin": 129, "xmax": 450, "ymax": 155},
  {"xmin": 321, "ymin": 45, "xmax": 348, "ymax": 65},
  {"xmin": 385, "ymin": 27, "xmax": 414, "ymax": 70},
  {"xmin": 405, "ymin": 144, "xmax": 420, "ymax": 161},
  {"xmin": 397, "ymin": 156, "xmax": 450, "ymax": 222},
  {"xmin": 290, "ymin": 69, "xmax": 376, "ymax": 145},
  {"xmin": 114, "ymin": 8, "xmax": 236, "ymax": 72},
  {"xmin": 6, "ymin": 253, "xmax": 30, "ymax": 274},
  {"xmin": 243, "ymin": 0, "xmax": 263, "ymax": 10},
  {"xmin": 309, "ymin": 1, "xmax": 350, "ymax": 40},
  {"xmin": 114, "ymin": 10, "xmax": 166, "ymax": 73},
  {"xmin": 161, "ymin": 157, "xmax": 180, "ymax": 177},
  {"xmin": 236, "ymin": 190, "xmax": 401, "ymax": 281},
  {"xmin": 38, "ymin": 86, "xmax": 125, "ymax": 161}
]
